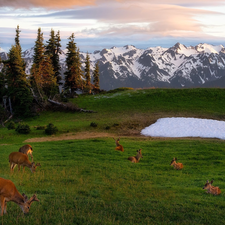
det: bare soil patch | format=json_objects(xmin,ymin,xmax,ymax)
[{"xmin": 24, "ymin": 132, "xmax": 115, "ymax": 143}]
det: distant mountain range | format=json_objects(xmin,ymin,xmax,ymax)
[{"xmin": 1, "ymin": 42, "xmax": 225, "ymax": 90}]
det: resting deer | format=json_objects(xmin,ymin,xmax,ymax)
[
  {"xmin": 113, "ymin": 137, "xmax": 124, "ymax": 152},
  {"xmin": 19, "ymin": 144, "xmax": 33, "ymax": 162},
  {"xmin": 170, "ymin": 157, "xmax": 183, "ymax": 170},
  {"xmin": 203, "ymin": 180, "xmax": 221, "ymax": 195},
  {"xmin": 9, "ymin": 152, "xmax": 41, "ymax": 173},
  {"xmin": 128, "ymin": 149, "xmax": 143, "ymax": 163},
  {"xmin": 0, "ymin": 177, "xmax": 39, "ymax": 216}
]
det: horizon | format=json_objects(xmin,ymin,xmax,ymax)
[{"xmin": 1, "ymin": 1, "xmax": 225, "ymax": 53}]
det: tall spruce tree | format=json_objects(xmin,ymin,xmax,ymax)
[
  {"xmin": 15, "ymin": 25, "xmax": 22, "ymax": 54},
  {"xmin": 93, "ymin": 62, "xmax": 100, "ymax": 92},
  {"xmin": 64, "ymin": 34, "xmax": 83, "ymax": 95},
  {"xmin": 45, "ymin": 29, "xmax": 62, "ymax": 86},
  {"xmin": 31, "ymin": 28, "xmax": 57, "ymax": 99},
  {"xmin": 84, "ymin": 52, "xmax": 92, "ymax": 93},
  {"xmin": 5, "ymin": 45, "xmax": 33, "ymax": 117}
]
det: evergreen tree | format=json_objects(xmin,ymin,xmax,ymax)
[
  {"xmin": 45, "ymin": 29, "xmax": 62, "ymax": 86},
  {"xmin": 84, "ymin": 52, "xmax": 92, "ymax": 93},
  {"xmin": 5, "ymin": 45, "xmax": 33, "ymax": 117},
  {"xmin": 93, "ymin": 62, "xmax": 100, "ymax": 92},
  {"xmin": 64, "ymin": 34, "xmax": 83, "ymax": 95},
  {"xmin": 15, "ymin": 25, "xmax": 22, "ymax": 54},
  {"xmin": 31, "ymin": 28, "xmax": 57, "ymax": 99}
]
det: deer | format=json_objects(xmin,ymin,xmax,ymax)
[
  {"xmin": 203, "ymin": 180, "xmax": 221, "ymax": 195},
  {"xmin": 128, "ymin": 149, "xmax": 143, "ymax": 163},
  {"xmin": 0, "ymin": 177, "xmax": 39, "ymax": 216},
  {"xmin": 9, "ymin": 152, "xmax": 41, "ymax": 173},
  {"xmin": 19, "ymin": 144, "xmax": 33, "ymax": 162},
  {"xmin": 113, "ymin": 137, "xmax": 124, "ymax": 152},
  {"xmin": 170, "ymin": 157, "xmax": 183, "ymax": 170}
]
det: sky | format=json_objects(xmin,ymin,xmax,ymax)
[
  {"xmin": 141, "ymin": 117, "xmax": 225, "ymax": 140},
  {"xmin": 1, "ymin": 0, "xmax": 225, "ymax": 53}
]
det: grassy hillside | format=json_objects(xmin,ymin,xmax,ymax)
[{"xmin": 0, "ymin": 88, "xmax": 225, "ymax": 224}]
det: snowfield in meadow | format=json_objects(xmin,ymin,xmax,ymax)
[{"xmin": 141, "ymin": 117, "xmax": 225, "ymax": 140}]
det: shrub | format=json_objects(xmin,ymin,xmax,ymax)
[
  {"xmin": 36, "ymin": 125, "xmax": 46, "ymax": 130},
  {"xmin": 7, "ymin": 121, "xmax": 16, "ymax": 130},
  {"xmin": 45, "ymin": 123, "xmax": 58, "ymax": 135},
  {"xmin": 15, "ymin": 123, "xmax": 31, "ymax": 134},
  {"xmin": 90, "ymin": 122, "xmax": 97, "ymax": 127}
]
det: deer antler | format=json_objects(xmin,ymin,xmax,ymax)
[{"xmin": 26, "ymin": 194, "xmax": 40, "ymax": 204}]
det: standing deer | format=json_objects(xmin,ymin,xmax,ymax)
[
  {"xmin": 203, "ymin": 180, "xmax": 221, "ymax": 195},
  {"xmin": 128, "ymin": 149, "xmax": 143, "ymax": 163},
  {"xmin": 0, "ymin": 177, "xmax": 39, "ymax": 216},
  {"xmin": 19, "ymin": 144, "xmax": 33, "ymax": 162},
  {"xmin": 170, "ymin": 157, "xmax": 183, "ymax": 170},
  {"xmin": 9, "ymin": 152, "xmax": 41, "ymax": 173},
  {"xmin": 113, "ymin": 137, "xmax": 124, "ymax": 152}
]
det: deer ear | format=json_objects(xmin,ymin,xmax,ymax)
[
  {"xmin": 175, "ymin": 157, "xmax": 177, "ymax": 160},
  {"xmin": 211, "ymin": 180, "xmax": 214, "ymax": 184},
  {"xmin": 22, "ymin": 193, "xmax": 28, "ymax": 201}
]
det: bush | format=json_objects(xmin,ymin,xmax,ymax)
[
  {"xmin": 15, "ymin": 123, "xmax": 31, "ymax": 134},
  {"xmin": 7, "ymin": 121, "xmax": 16, "ymax": 130},
  {"xmin": 45, "ymin": 123, "xmax": 58, "ymax": 135},
  {"xmin": 36, "ymin": 125, "xmax": 46, "ymax": 130},
  {"xmin": 90, "ymin": 122, "xmax": 97, "ymax": 127}
]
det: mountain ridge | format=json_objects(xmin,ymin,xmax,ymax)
[{"xmin": 1, "ymin": 42, "xmax": 225, "ymax": 90}]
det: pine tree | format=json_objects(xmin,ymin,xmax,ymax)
[
  {"xmin": 15, "ymin": 25, "xmax": 22, "ymax": 54},
  {"xmin": 5, "ymin": 45, "xmax": 33, "ymax": 117},
  {"xmin": 31, "ymin": 28, "xmax": 57, "ymax": 99},
  {"xmin": 93, "ymin": 62, "xmax": 100, "ymax": 93},
  {"xmin": 45, "ymin": 29, "xmax": 62, "ymax": 86},
  {"xmin": 84, "ymin": 52, "xmax": 92, "ymax": 93},
  {"xmin": 64, "ymin": 34, "xmax": 83, "ymax": 95}
]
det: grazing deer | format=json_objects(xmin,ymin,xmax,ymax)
[
  {"xmin": 19, "ymin": 144, "xmax": 33, "ymax": 162},
  {"xmin": 128, "ymin": 149, "xmax": 143, "ymax": 163},
  {"xmin": 170, "ymin": 157, "xmax": 183, "ymax": 170},
  {"xmin": 203, "ymin": 180, "xmax": 221, "ymax": 195},
  {"xmin": 0, "ymin": 177, "xmax": 39, "ymax": 216},
  {"xmin": 113, "ymin": 137, "xmax": 124, "ymax": 152},
  {"xmin": 9, "ymin": 152, "xmax": 41, "ymax": 173}
]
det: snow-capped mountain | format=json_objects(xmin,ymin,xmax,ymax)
[{"xmin": 1, "ymin": 42, "xmax": 225, "ymax": 90}]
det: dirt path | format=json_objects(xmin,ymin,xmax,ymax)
[{"xmin": 24, "ymin": 132, "xmax": 116, "ymax": 143}]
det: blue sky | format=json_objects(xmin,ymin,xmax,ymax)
[{"xmin": 1, "ymin": 0, "xmax": 225, "ymax": 52}]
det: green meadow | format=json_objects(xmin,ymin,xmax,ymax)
[{"xmin": 0, "ymin": 88, "xmax": 225, "ymax": 224}]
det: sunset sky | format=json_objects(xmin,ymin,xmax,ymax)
[{"xmin": 1, "ymin": 0, "xmax": 225, "ymax": 52}]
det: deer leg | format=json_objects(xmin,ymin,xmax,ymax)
[
  {"xmin": 0, "ymin": 196, "xmax": 5, "ymax": 216},
  {"xmin": 18, "ymin": 164, "xmax": 21, "ymax": 171}
]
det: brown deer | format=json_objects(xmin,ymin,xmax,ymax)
[
  {"xmin": 9, "ymin": 152, "xmax": 41, "ymax": 173},
  {"xmin": 170, "ymin": 157, "xmax": 183, "ymax": 170},
  {"xmin": 113, "ymin": 137, "xmax": 124, "ymax": 152},
  {"xmin": 19, "ymin": 144, "xmax": 33, "ymax": 162},
  {"xmin": 128, "ymin": 149, "xmax": 143, "ymax": 163},
  {"xmin": 0, "ymin": 177, "xmax": 39, "ymax": 216},
  {"xmin": 203, "ymin": 180, "xmax": 221, "ymax": 195}
]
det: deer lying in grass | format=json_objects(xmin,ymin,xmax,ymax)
[
  {"xmin": 203, "ymin": 180, "xmax": 221, "ymax": 195},
  {"xmin": 113, "ymin": 137, "xmax": 124, "ymax": 152},
  {"xmin": 19, "ymin": 144, "xmax": 33, "ymax": 162},
  {"xmin": 128, "ymin": 149, "xmax": 143, "ymax": 163},
  {"xmin": 0, "ymin": 177, "xmax": 39, "ymax": 216},
  {"xmin": 9, "ymin": 152, "xmax": 41, "ymax": 173},
  {"xmin": 170, "ymin": 157, "xmax": 183, "ymax": 170}
]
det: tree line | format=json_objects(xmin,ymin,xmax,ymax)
[{"xmin": 0, "ymin": 26, "xmax": 100, "ymax": 119}]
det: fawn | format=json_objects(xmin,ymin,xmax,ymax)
[
  {"xmin": 113, "ymin": 137, "xmax": 124, "ymax": 152},
  {"xmin": 19, "ymin": 144, "xmax": 33, "ymax": 162},
  {"xmin": 203, "ymin": 180, "xmax": 221, "ymax": 195},
  {"xmin": 170, "ymin": 157, "xmax": 183, "ymax": 170},
  {"xmin": 128, "ymin": 149, "xmax": 143, "ymax": 163}
]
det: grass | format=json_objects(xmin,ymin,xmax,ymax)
[{"xmin": 0, "ymin": 88, "xmax": 225, "ymax": 224}]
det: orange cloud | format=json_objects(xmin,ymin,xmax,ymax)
[{"xmin": 0, "ymin": 0, "xmax": 95, "ymax": 9}]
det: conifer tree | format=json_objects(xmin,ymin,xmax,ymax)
[
  {"xmin": 5, "ymin": 45, "xmax": 33, "ymax": 117},
  {"xmin": 93, "ymin": 62, "xmax": 100, "ymax": 92},
  {"xmin": 64, "ymin": 34, "xmax": 83, "ymax": 95},
  {"xmin": 15, "ymin": 25, "xmax": 22, "ymax": 54},
  {"xmin": 31, "ymin": 28, "xmax": 57, "ymax": 99},
  {"xmin": 84, "ymin": 52, "xmax": 92, "ymax": 93},
  {"xmin": 45, "ymin": 29, "xmax": 62, "ymax": 86}
]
